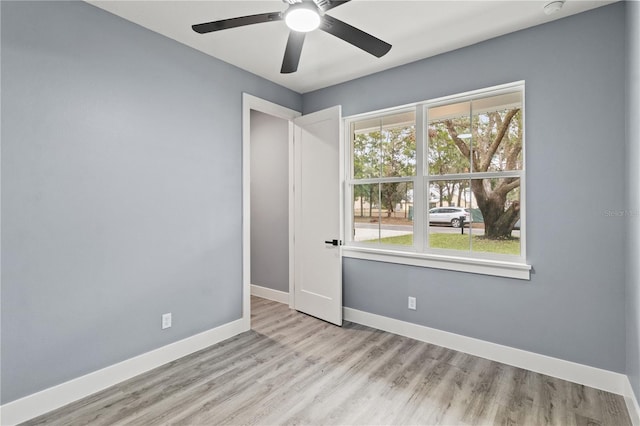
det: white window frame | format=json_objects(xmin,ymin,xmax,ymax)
[{"xmin": 342, "ymin": 81, "xmax": 531, "ymax": 280}]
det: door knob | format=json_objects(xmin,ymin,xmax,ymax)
[{"xmin": 324, "ymin": 239, "xmax": 342, "ymax": 246}]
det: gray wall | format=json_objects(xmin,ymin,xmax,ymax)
[
  {"xmin": 250, "ymin": 110, "xmax": 289, "ymax": 293},
  {"xmin": 304, "ymin": 3, "xmax": 627, "ymax": 372},
  {"xmin": 626, "ymin": 0, "xmax": 640, "ymax": 404},
  {"xmin": 0, "ymin": 1, "xmax": 301, "ymax": 404}
]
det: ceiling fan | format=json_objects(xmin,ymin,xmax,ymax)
[{"xmin": 192, "ymin": 0, "xmax": 392, "ymax": 74}]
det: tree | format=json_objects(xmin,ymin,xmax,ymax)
[{"xmin": 442, "ymin": 108, "xmax": 522, "ymax": 239}]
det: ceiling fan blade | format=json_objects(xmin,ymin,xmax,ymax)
[
  {"xmin": 313, "ymin": 0, "xmax": 351, "ymax": 12},
  {"xmin": 192, "ymin": 12, "xmax": 282, "ymax": 34},
  {"xmin": 281, "ymin": 31, "xmax": 306, "ymax": 74},
  {"xmin": 320, "ymin": 15, "xmax": 391, "ymax": 58}
]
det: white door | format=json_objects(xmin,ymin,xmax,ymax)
[{"xmin": 293, "ymin": 106, "xmax": 343, "ymax": 326}]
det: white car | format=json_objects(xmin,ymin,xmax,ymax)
[{"xmin": 428, "ymin": 207, "xmax": 471, "ymax": 228}]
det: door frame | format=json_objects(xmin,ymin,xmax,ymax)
[{"xmin": 242, "ymin": 93, "xmax": 301, "ymax": 329}]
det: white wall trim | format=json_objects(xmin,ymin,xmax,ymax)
[
  {"xmin": 250, "ymin": 284, "xmax": 289, "ymax": 304},
  {"xmin": 287, "ymin": 118, "xmax": 296, "ymax": 310},
  {"xmin": 344, "ymin": 307, "xmax": 629, "ymax": 396},
  {"xmin": 342, "ymin": 247, "xmax": 531, "ymax": 280},
  {"xmin": 0, "ymin": 318, "xmax": 247, "ymax": 426},
  {"xmin": 625, "ymin": 377, "xmax": 640, "ymax": 426}
]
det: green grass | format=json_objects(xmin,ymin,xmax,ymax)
[
  {"xmin": 377, "ymin": 234, "xmax": 414, "ymax": 245},
  {"xmin": 372, "ymin": 233, "xmax": 520, "ymax": 255}
]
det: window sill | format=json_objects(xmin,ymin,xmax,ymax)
[{"xmin": 341, "ymin": 246, "xmax": 531, "ymax": 280}]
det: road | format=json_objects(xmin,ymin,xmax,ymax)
[{"xmin": 353, "ymin": 222, "xmax": 520, "ymax": 241}]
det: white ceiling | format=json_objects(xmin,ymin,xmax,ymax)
[{"xmin": 88, "ymin": 0, "xmax": 615, "ymax": 93}]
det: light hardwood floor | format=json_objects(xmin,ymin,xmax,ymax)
[{"xmin": 24, "ymin": 296, "xmax": 632, "ymax": 425}]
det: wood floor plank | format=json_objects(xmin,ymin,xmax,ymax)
[
  {"xmin": 236, "ymin": 325, "xmax": 386, "ymax": 425},
  {"xmin": 22, "ymin": 296, "xmax": 633, "ymax": 426},
  {"xmin": 329, "ymin": 336, "xmax": 425, "ymax": 425}
]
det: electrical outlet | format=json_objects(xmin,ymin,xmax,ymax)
[
  {"xmin": 162, "ymin": 313, "xmax": 172, "ymax": 329},
  {"xmin": 408, "ymin": 297, "xmax": 417, "ymax": 310}
]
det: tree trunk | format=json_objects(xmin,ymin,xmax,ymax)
[
  {"xmin": 381, "ymin": 182, "xmax": 399, "ymax": 218},
  {"xmin": 446, "ymin": 182, "xmax": 454, "ymax": 206},
  {"xmin": 484, "ymin": 201, "xmax": 520, "ymax": 238},
  {"xmin": 471, "ymin": 181, "xmax": 520, "ymax": 239}
]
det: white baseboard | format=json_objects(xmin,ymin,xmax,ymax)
[
  {"xmin": 250, "ymin": 284, "xmax": 289, "ymax": 304},
  {"xmin": 625, "ymin": 377, "xmax": 640, "ymax": 426},
  {"xmin": 344, "ymin": 307, "xmax": 628, "ymax": 396},
  {"xmin": 0, "ymin": 318, "xmax": 248, "ymax": 426}
]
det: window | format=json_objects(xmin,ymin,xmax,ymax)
[{"xmin": 344, "ymin": 82, "xmax": 530, "ymax": 279}]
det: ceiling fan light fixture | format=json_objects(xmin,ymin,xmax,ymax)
[{"xmin": 285, "ymin": 4, "xmax": 321, "ymax": 32}]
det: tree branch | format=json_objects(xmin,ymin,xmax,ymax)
[
  {"xmin": 443, "ymin": 120, "xmax": 471, "ymax": 160},
  {"xmin": 505, "ymin": 144, "xmax": 522, "ymax": 170},
  {"xmin": 473, "ymin": 150, "xmax": 481, "ymax": 172},
  {"xmin": 496, "ymin": 178, "xmax": 520, "ymax": 197},
  {"xmin": 480, "ymin": 108, "xmax": 520, "ymax": 171}
]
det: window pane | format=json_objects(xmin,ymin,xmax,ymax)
[
  {"xmin": 352, "ymin": 110, "xmax": 416, "ymax": 179},
  {"xmin": 352, "ymin": 183, "xmax": 380, "ymax": 242},
  {"xmin": 379, "ymin": 182, "xmax": 413, "ymax": 245},
  {"xmin": 428, "ymin": 101, "xmax": 472, "ymax": 175},
  {"xmin": 471, "ymin": 91, "xmax": 523, "ymax": 172},
  {"xmin": 380, "ymin": 111, "xmax": 416, "ymax": 177},
  {"xmin": 427, "ymin": 180, "xmax": 472, "ymax": 251},
  {"xmin": 469, "ymin": 178, "xmax": 521, "ymax": 256},
  {"xmin": 352, "ymin": 121, "xmax": 381, "ymax": 179},
  {"xmin": 352, "ymin": 183, "xmax": 413, "ymax": 246}
]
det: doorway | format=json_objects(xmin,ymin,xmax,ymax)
[
  {"xmin": 242, "ymin": 94, "xmax": 343, "ymax": 328},
  {"xmin": 242, "ymin": 94, "xmax": 300, "ymax": 328},
  {"xmin": 250, "ymin": 110, "xmax": 290, "ymax": 301}
]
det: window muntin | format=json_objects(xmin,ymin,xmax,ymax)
[{"xmin": 346, "ymin": 83, "xmax": 525, "ymax": 267}]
